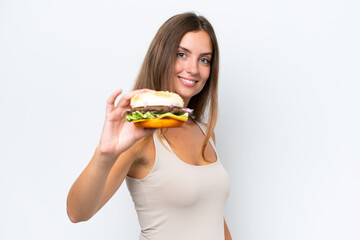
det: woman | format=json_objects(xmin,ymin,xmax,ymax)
[{"xmin": 67, "ymin": 12, "xmax": 232, "ymax": 240}]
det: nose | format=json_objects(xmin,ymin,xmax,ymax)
[{"xmin": 185, "ymin": 57, "xmax": 199, "ymax": 75}]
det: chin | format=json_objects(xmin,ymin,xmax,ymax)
[
  {"xmin": 174, "ymin": 89, "xmax": 198, "ymax": 105},
  {"xmin": 175, "ymin": 85, "xmax": 204, "ymax": 101}
]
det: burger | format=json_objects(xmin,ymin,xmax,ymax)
[{"xmin": 125, "ymin": 91, "xmax": 193, "ymax": 128}]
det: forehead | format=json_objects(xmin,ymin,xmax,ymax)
[{"xmin": 178, "ymin": 30, "xmax": 212, "ymax": 52}]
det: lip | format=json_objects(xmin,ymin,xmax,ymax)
[{"xmin": 178, "ymin": 76, "xmax": 198, "ymax": 87}]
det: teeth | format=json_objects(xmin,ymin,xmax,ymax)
[{"xmin": 180, "ymin": 77, "xmax": 196, "ymax": 84}]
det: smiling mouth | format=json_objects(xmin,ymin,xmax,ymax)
[{"xmin": 179, "ymin": 77, "xmax": 197, "ymax": 86}]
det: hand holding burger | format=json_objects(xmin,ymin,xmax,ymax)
[
  {"xmin": 125, "ymin": 91, "xmax": 193, "ymax": 128},
  {"xmin": 98, "ymin": 88, "xmax": 157, "ymax": 157}
]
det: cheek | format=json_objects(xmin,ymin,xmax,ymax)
[
  {"xmin": 200, "ymin": 66, "xmax": 211, "ymax": 81},
  {"xmin": 174, "ymin": 60, "xmax": 183, "ymax": 74}
]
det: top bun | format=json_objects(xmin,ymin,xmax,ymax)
[{"xmin": 131, "ymin": 91, "xmax": 184, "ymax": 108}]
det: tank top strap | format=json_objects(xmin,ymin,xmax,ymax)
[
  {"xmin": 194, "ymin": 120, "xmax": 217, "ymax": 150},
  {"xmin": 195, "ymin": 120, "xmax": 207, "ymax": 133},
  {"xmin": 153, "ymin": 130, "xmax": 172, "ymax": 153}
]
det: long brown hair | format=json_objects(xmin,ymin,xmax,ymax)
[{"xmin": 133, "ymin": 12, "xmax": 219, "ymax": 160}]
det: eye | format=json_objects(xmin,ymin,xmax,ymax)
[
  {"xmin": 200, "ymin": 58, "xmax": 210, "ymax": 64},
  {"xmin": 177, "ymin": 52, "xmax": 186, "ymax": 58}
]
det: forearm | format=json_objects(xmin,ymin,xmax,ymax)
[
  {"xmin": 66, "ymin": 148, "xmax": 118, "ymax": 223},
  {"xmin": 224, "ymin": 218, "xmax": 232, "ymax": 240},
  {"xmin": 66, "ymin": 88, "xmax": 154, "ymax": 223}
]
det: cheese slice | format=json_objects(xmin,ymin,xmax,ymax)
[{"xmin": 133, "ymin": 113, "xmax": 188, "ymax": 122}]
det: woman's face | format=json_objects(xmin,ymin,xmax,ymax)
[{"xmin": 173, "ymin": 30, "xmax": 213, "ymax": 107}]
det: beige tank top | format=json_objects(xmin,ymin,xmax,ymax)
[{"xmin": 126, "ymin": 122, "xmax": 230, "ymax": 240}]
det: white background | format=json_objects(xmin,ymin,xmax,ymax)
[{"xmin": 1, "ymin": 0, "xmax": 359, "ymax": 239}]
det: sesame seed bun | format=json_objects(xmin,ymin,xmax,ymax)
[{"xmin": 130, "ymin": 91, "xmax": 184, "ymax": 108}]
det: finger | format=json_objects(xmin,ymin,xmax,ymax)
[
  {"xmin": 116, "ymin": 88, "xmax": 155, "ymax": 109},
  {"xmin": 143, "ymin": 128, "xmax": 157, "ymax": 135},
  {"xmin": 106, "ymin": 89, "xmax": 123, "ymax": 113},
  {"xmin": 134, "ymin": 126, "xmax": 157, "ymax": 140}
]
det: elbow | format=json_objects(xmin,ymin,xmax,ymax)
[
  {"xmin": 66, "ymin": 192, "xmax": 98, "ymax": 223},
  {"xmin": 67, "ymin": 209, "xmax": 82, "ymax": 223},
  {"xmin": 68, "ymin": 215, "xmax": 81, "ymax": 224},
  {"xmin": 67, "ymin": 202, "xmax": 81, "ymax": 223},
  {"xmin": 66, "ymin": 198, "xmax": 93, "ymax": 223},
  {"xmin": 66, "ymin": 206, "xmax": 92, "ymax": 224},
  {"xmin": 67, "ymin": 212, "xmax": 90, "ymax": 224}
]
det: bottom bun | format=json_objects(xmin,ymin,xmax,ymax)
[{"xmin": 134, "ymin": 119, "xmax": 185, "ymax": 128}]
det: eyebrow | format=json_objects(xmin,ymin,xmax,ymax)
[{"xmin": 178, "ymin": 46, "xmax": 213, "ymax": 57}]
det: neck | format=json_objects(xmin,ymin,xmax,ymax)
[{"xmin": 183, "ymin": 97, "xmax": 190, "ymax": 108}]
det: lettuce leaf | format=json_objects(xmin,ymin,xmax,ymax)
[{"xmin": 125, "ymin": 111, "xmax": 189, "ymax": 122}]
